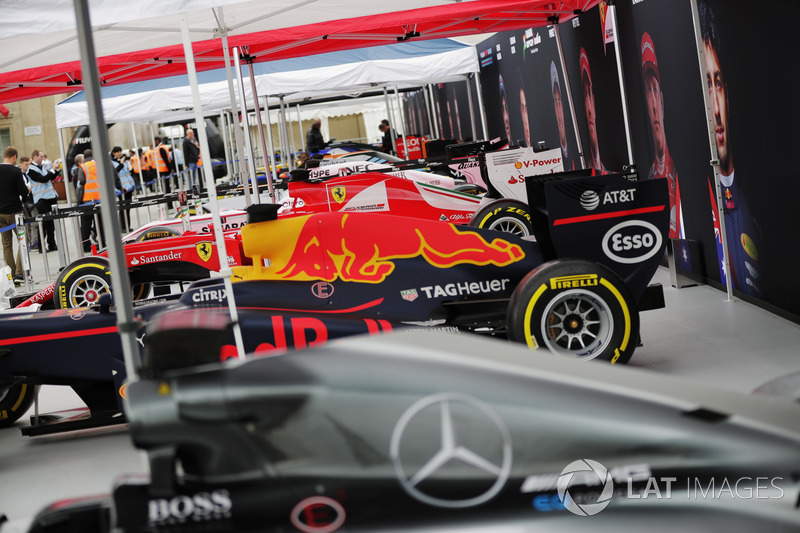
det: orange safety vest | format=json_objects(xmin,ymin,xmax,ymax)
[
  {"xmin": 142, "ymin": 149, "xmax": 154, "ymax": 171},
  {"xmin": 130, "ymin": 154, "xmax": 141, "ymax": 173},
  {"xmin": 79, "ymin": 160, "xmax": 101, "ymax": 202},
  {"xmin": 155, "ymin": 144, "xmax": 172, "ymax": 173}
]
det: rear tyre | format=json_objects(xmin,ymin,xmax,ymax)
[
  {"xmin": 0, "ymin": 381, "xmax": 36, "ymax": 428},
  {"xmin": 506, "ymin": 259, "xmax": 639, "ymax": 364},
  {"xmin": 469, "ymin": 198, "xmax": 533, "ymax": 237}
]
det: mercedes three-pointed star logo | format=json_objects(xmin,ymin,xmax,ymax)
[{"xmin": 389, "ymin": 392, "xmax": 513, "ymax": 508}]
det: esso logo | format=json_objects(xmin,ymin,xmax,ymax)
[{"xmin": 602, "ymin": 220, "xmax": 662, "ymax": 264}]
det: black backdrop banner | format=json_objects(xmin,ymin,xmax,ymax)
[{"xmin": 456, "ymin": 0, "xmax": 800, "ymax": 320}]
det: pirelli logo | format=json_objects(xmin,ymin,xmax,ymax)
[{"xmin": 550, "ymin": 274, "xmax": 599, "ymax": 290}]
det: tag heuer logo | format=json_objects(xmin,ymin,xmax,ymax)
[
  {"xmin": 331, "ymin": 186, "xmax": 346, "ymax": 204},
  {"xmin": 401, "ymin": 289, "xmax": 418, "ymax": 302},
  {"xmin": 196, "ymin": 241, "xmax": 213, "ymax": 262}
]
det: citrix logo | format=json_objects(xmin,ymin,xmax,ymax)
[
  {"xmin": 148, "ymin": 489, "xmax": 232, "ymax": 525},
  {"xmin": 191, "ymin": 287, "xmax": 227, "ymax": 303}
]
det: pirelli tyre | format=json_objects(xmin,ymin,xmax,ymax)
[
  {"xmin": 506, "ymin": 259, "xmax": 639, "ymax": 364},
  {"xmin": 469, "ymin": 198, "xmax": 533, "ymax": 237},
  {"xmin": 134, "ymin": 225, "xmax": 181, "ymax": 242},
  {"xmin": 0, "ymin": 381, "xmax": 36, "ymax": 428},
  {"xmin": 55, "ymin": 257, "xmax": 113, "ymax": 309}
]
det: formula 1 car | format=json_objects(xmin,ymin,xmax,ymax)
[
  {"xmin": 14, "ymin": 210, "xmax": 249, "ymax": 309},
  {"xmin": 0, "ymin": 171, "xmax": 668, "ymax": 434},
  {"xmin": 21, "ymin": 330, "xmax": 800, "ymax": 532}
]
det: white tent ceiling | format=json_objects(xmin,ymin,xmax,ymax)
[{"xmin": 54, "ymin": 39, "xmax": 479, "ymax": 128}]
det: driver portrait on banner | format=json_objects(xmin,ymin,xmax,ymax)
[
  {"xmin": 640, "ymin": 32, "xmax": 683, "ymax": 240},
  {"xmin": 699, "ymin": 2, "xmax": 761, "ymax": 297}
]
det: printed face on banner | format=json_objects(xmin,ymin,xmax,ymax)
[{"xmin": 704, "ymin": 40, "xmax": 730, "ymax": 174}]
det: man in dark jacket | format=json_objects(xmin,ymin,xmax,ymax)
[
  {"xmin": 182, "ymin": 128, "xmax": 201, "ymax": 190},
  {"xmin": 305, "ymin": 118, "xmax": 327, "ymax": 154},
  {"xmin": 0, "ymin": 146, "xmax": 30, "ymax": 282}
]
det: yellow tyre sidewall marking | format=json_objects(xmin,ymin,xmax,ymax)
[
  {"xmin": 522, "ymin": 283, "xmax": 548, "ymax": 349},
  {"xmin": 62, "ymin": 262, "xmax": 109, "ymax": 282},
  {"xmin": 11, "ymin": 383, "xmax": 28, "ymax": 411},
  {"xmin": 599, "ymin": 278, "xmax": 631, "ymax": 363}
]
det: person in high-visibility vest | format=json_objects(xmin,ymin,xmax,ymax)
[
  {"xmin": 76, "ymin": 149, "xmax": 120, "ymax": 253},
  {"xmin": 142, "ymin": 146, "xmax": 155, "ymax": 192},
  {"xmin": 154, "ymin": 136, "xmax": 175, "ymax": 208},
  {"xmin": 128, "ymin": 148, "xmax": 141, "ymax": 191}
]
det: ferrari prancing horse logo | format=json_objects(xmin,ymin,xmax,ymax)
[
  {"xmin": 196, "ymin": 241, "xmax": 213, "ymax": 262},
  {"xmin": 331, "ymin": 186, "xmax": 346, "ymax": 204}
]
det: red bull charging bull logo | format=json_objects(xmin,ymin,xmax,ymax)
[{"xmin": 234, "ymin": 213, "xmax": 525, "ymax": 284}]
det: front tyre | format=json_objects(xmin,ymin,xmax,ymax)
[
  {"xmin": 469, "ymin": 198, "xmax": 533, "ymax": 237},
  {"xmin": 54, "ymin": 257, "xmax": 112, "ymax": 309},
  {"xmin": 506, "ymin": 259, "xmax": 639, "ymax": 364},
  {"xmin": 0, "ymin": 381, "xmax": 36, "ymax": 428}
]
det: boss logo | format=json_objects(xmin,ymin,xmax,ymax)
[
  {"xmin": 602, "ymin": 220, "xmax": 662, "ymax": 264},
  {"xmin": 148, "ymin": 489, "xmax": 232, "ymax": 525}
]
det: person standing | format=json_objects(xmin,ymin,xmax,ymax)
[
  {"xmin": 128, "ymin": 149, "xmax": 142, "ymax": 191},
  {"xmin": 26, "ymin": 149, "xmax": 61, "ymax": 252},
  {"xmin": 18, "ymin": 156, "xmax": 40, "ymax": 254},
  {"xmin": 305, "ymin": 118, "xmax": 327, "ymax": 154},
  {"xmin": 182, "ymin": 128, "xmax": 201, "ymax": 190},
  {"xmin": 154, "ymin": 137, "xmax": 174, "ymax": 207},
  {"xmin": 378, "ymin": 120, "xmax": 396, "ymax": 155},
  {"xmin": 0, "ymin": 147, "xmax": 30, "ymax": 282},
  {"xmin": 111, "ymin": 147, "xmax": 135, "ymax": 232},
  {"xmin": 76, "ymin": 149, "xmax": 120, "ymax": 253}
]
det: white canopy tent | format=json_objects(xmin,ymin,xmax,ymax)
[{"xmin": 54, "ymin": 39, "xmax": 480, "ymax": 128}]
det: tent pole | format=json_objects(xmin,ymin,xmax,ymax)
[
  {"xmin": 393, "ymin": 86, "xmax": 409, "ymax": 158},
  {"xmin": 295, "ymin": 104, "xmax": 303, "ymax": 158},
  {"xmin": 554, "ymin": 21, "xmax": 586, "ymax": 170},
  {"xmin": 689, "ymin": 0, "xmax": 733, "ymax": 301},
  {"xmin": 383, "ymin": 87, "xmax": 397, "ymax": 154},
  {"xmin": 180, "ymin": 14, "xmax": 246, "ymax": 359},
  {"xmin": 245, "ymin": 58, "xmax": 274, "ymax": 201},
  {"xmin": 261, "ymin": 96, "xmax": 279, "ymax": 203},
  {"xmin": 274, "ymin": 98, "xmax": 287, "ymax": 173},
  {"xmin": 607, "ymin": 3, "xmax": 635, "ymax": 167},
  {"xmin": 220, "ymin": 110, "xmax": 233, "ymax": 182},
  {"xmin": 73, "ymin": 0, "xmax": 139, "ymax": 380},
  {"xmin": 473, "ymin": 72, "xmax": 488, "ymax": 141},
  {"xmin": 465, "ymin": 75, "xmax": 478, "ymax": 143},
  {"xmin": 233, "ymin": 48, "xmax": 259, "ymax": 202},
  {"xmin": 280, "ymin": 97, "xmax": 293, "ymax": 171},
  {"xmin": 56, "ymin": 128, "xmax": 72, "ymax": 206},
  {"xmin": 216, "ymin": 7, "xmax": 251, "ymax": 205},
  {"xmin": 425, "ymin": 84, "xmax": 438, "ymax": 139},
  {"xmin": 427, "ymin": 84, "xmax": 440, "ymax": 139}
]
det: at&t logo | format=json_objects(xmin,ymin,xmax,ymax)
[{"xmin": 558, "ymin": 459, "xmax": 613, "ymax": 516}]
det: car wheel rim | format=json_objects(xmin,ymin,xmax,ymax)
[
  {"xmin": 539, "ymin": 289, "xmax": 613, "ymax": 360},
  {"xmin": 69, "ymin": 275, "xmax": 110, "ymax": 307},
  {"xmin": 488, "ymin": 216, "xmax": 529, "ymax": 237}
]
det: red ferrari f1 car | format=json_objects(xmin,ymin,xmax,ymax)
[{"xmin": 0, "ymin": 170, "xmax": 668, "ymax": 434}]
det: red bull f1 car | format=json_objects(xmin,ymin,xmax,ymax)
[{"xmin": 0, "ymin": 171, "xmax": 668, "ymax": 434}]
